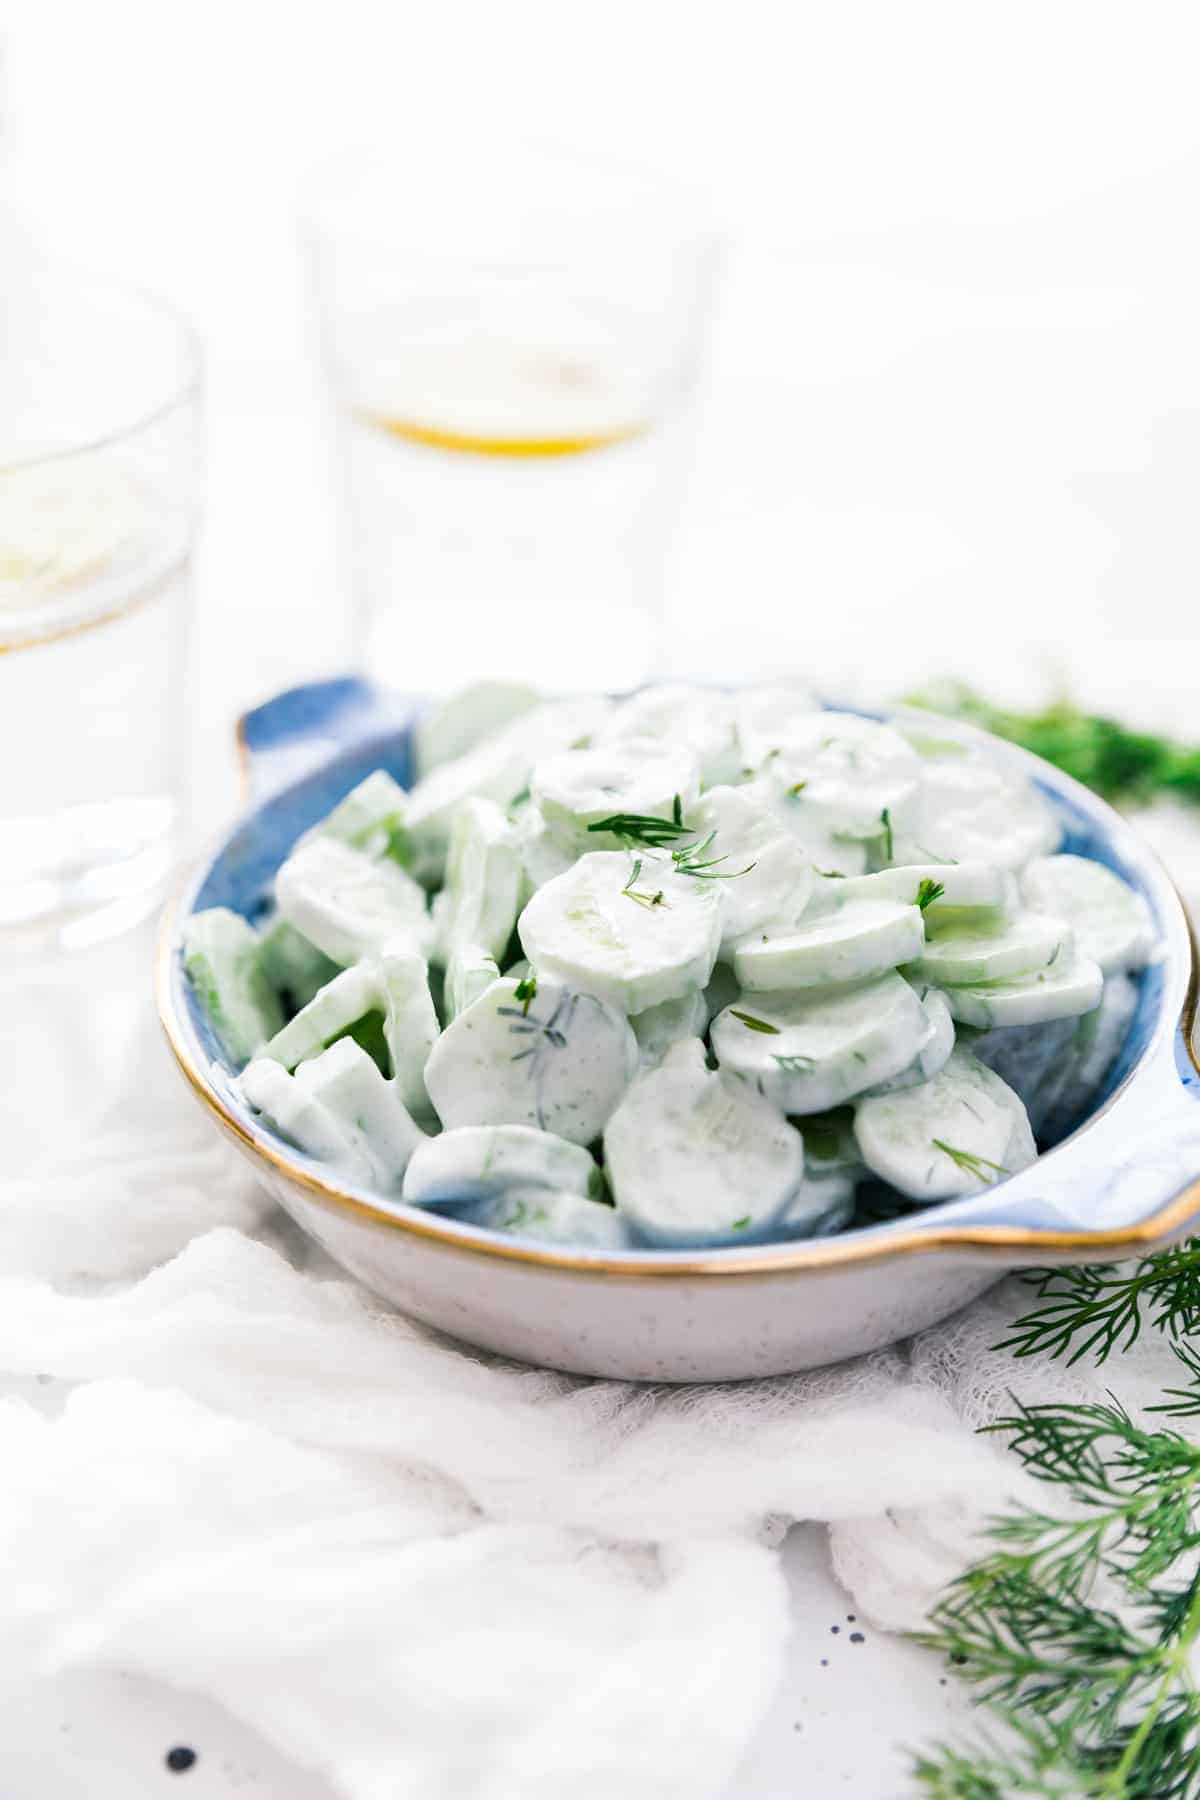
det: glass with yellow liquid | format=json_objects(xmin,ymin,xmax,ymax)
[
  {"xmin": 307, "ymin": 143, "xmax": 719, "ymax": 695},
  {"xmin": 0, "ymin": 265, "xmax": 201, "ymax": 953}
]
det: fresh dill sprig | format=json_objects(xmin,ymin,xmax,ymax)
[
  {"xmin": 513, "ymin": 973, "xmax": 537, "ymax": 1016},
  {"xmin": 916, "ymin": 878, "xmax": 946, "ymax": 910},
  {"xmin": 588, "ymin": 794, "xmax": 690, "ymax": 847},
  {"xmin": 620, "ymin": 857, "xmax": 669, "ymax": 911},
  {"xmin": 881, "ymin": 806, "xmax": 894, "ymax": 860},
  {"xmin": 730, "ymin": 1010, "xmax": 780, "ymax": 1035},
  {"xmin": 774, "ymin": 1053, "xmax": 816, "ymax": 1073},
  {"xmin": 932, "ymin": 1139, "xmax": 1010, "ymax": 1182},
  {"xmin": 670, "ymin": 830, "xmax": 756, "ymax": 881},
  {"xmin": 913, "ymin": 1355, "xmax": 1200, "ymax": 1798},
  {"xmin": 994, "ymin": 1247, "xmax": 1200, "ymax": 1366},
  {"xmin": 905, "ymin": 681, "xmax": 1200, "ymax": 809}
]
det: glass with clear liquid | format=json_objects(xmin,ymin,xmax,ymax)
[
  {"xmin": 308, "ymin": 144, "xmax": 718, "ymax": 696},
  {"xmin": 0, "ymin": 268, "xmax": 201, "ymax": 953}
]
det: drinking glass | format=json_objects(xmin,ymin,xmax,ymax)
[
  {"xmin": 0, "ymin": 261, "xmax": 202, "ymax": 953},
  {"xmin": 306, "ymin": 141, "xmax": 719, "ymax": 697}
]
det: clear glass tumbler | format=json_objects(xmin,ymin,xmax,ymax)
[
  {"xmin": 306, "ymin": 141, "xmax": 719, "ymax": 698},
  {"xmin": 0, "ymin": 261, "xmax": 202, "ymax": 953}
]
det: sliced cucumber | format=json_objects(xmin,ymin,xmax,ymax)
[
  {"xmin": 597, "ymin": 683, "xmax": 741, "ymax": 788},
  {"xmin": 834, "ymin": 862, "xmax": 1015, "ymax": 926},
  {"xmin": 911, "ymin": 911, "xmax": 1073, "ymax": 987},
  {"xmin": 1038, "ymin": 972, "xmax": 1139, "ymax": 1144},
  {"xmin": 435, "ymin": 796, "xmax": 523, "ymax": 964},
  {"xmin": 300, "ymin": 769, "xmax": 409, "ymax": 863},
  {"xmin": 182, "ymin": 908, "xmax": 284, "ymax": 1066},
  {"xmin": 469, "ymin": 1187, "xmax": 631, "ymax": 1249},
  {"xmin": 764, "ymin": 712, "xmax": 922, "ymax": 839},
  {"xmin": 890, "ymin": 753, "xmax": 1061, "ymax": 870},
  {"xmin": 797, "ymin": 1107, "xmax": 862, "ymax": 1175},
  {"xmin": 739, "ymin": 778, "xmax": 871, "ymax": 881},
  {"xmin": 444, "ymin": 946, "xmax": 502, "ymax": 1020},
  {"xmin": 733, "ymin": 897, "xmax": 925, "ymax": 991},
  {"xmin": 238, "ymin": 1056, "xmax": 373, "ymax": 1181},
  {"xmin": 275, "ymin": 837, "xmax": 431, "ymax": 968},
  {"xmin": 966, "ymin": 1015, "xmax": 1079, "ymax": 1135},
  {"xmin": 688, "ymin": 784, "xmax": 815, "ymax": 950},
  {"xmin": 710, "ymin": 972, "xmax": 930, "ymax": 1113},
  {"xmin": 402, "ymin": 1124, "xmax": 596, "ymax": 1205},
  {"xmin": 518, "ymin": 850, "xmax": 722, "ymax": 1014},
  {"xmin": 414, "ymin": 681, "xmax": 544, "ymax": 776},
  {"xmin": 294, "ymin": 1038, "xmax": 426, "ymax": 1188},
  {"xmin": 259, "ymin": 961, "xmax": 380, "ymax": 1070},
  {"xmin": 603, "ymin": 1039, "xmax": 805, "ymax": 1246},
  {"xmin": 423, "ymin": 975, "xmax": 637, "ymax": 1145},
  {"xmin": 853, "ymin": 1047, "xmax": 1036, "ymax": 1201},
  {"xmin": 732, "ymin": 682, "xmax": 819, "ymax": 772},
  {"xmin": 1020, "ymin": 854, "xmax": 1156, "ymax": 974},
  {"xmin": 377, "ymin": 944, "xmax": 440, "ymax": 1124},
  {"xmin": 860, "ymin": 984, "xmax": 955, "ymax": 1094},
  {"xmin": 258, "ymin": 918, "xmax": 341, "ymax": 1012},
  {"xmin": 775, "ymin": 1169, "xmax": 859, "ymax": 1239},
  {"xmin": 941, "ymin": 955, "xmax": 1104, "ymax": 1029},
  {"xmin": 405, "ymin": 697, "xmax": 613, "ymax": 883},
  {"xmin": 531, "ymin": 740, "xmax": 701, "ymax": 854},
  {"xmin": 629, "ymin": 992, "xmax": 708, "ymax": 1070}
]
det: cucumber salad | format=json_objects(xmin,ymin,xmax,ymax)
[{"xmin": 184, "ymin": 683, "xmax": 1157, "ymax": 1252}]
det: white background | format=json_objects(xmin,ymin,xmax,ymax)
[{"xmin": 2, "ymin": 4, "xmax": 1199, "ymax": 1792}]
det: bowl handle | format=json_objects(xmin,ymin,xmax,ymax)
[{"xmin": 236, "ymin": 677, "xmax": 418, "ymax": 804}]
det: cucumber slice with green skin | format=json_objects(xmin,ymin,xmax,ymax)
[
  {"xmin": 258, "ymin": 918, "xmax": 341, "ymax": 1013},
  {"xmin": 603, "ymin": 1039, "xmax": 806, "ymax": 1246},
  {"xmin": 423, "ymin": 975, "xmax": 638, "ymax": 1145},
  {"xmin": 629, "ymin": 993, "xmax": 708, "ymax": 1070},
  {"xmin": 518, "ymin": 850, "xmax": 722, "ymax": 1014},
  {"xmin": 797, "ymin": 1108, "xmax": 862, "ymax": 1175},
  {"xmin": 911, "ymin": 911, "xmax": 1073, "ymax": 987},
  {"xmin": 1020, "ymin": 854, "xmax": 1156, "ymax": 974},
  {"xmin": 300, "ymin": 770, "xmax": 410, "ymax": 864},
  {"xmin": 182, "ymin": 908, "xmax": 285, "ymax": 1066},
  {"xmin": 259, "ymin": 961, "xmax": 381, "ymax": 1070},
  {"xmin": 966, "ymin": 1015, "xmax": 1078, "ymax": 1136},
  {"xmin": 294, "ymin": 1038, "xmax": 426, "ymax": 1189},
  {"xmin": 405, "ymin": 697, "xmax": 613, "ymax": 884},
  {"xmin": 402, "ymin": 1124, "xmax": 596, "ymax": 1205},
  {"xmin": 596, "ymin": 683, "xmax": 742, "ymax": 788},
  {"xmin": 688, "ymin": 785, "xmax": 815, "ymax": 951},
  {"xmin": 444, "ymin": 946, "xmax": 502, "ymax": 1020},
  {"xmin": 377, "ymin": 944, "xmax": 440, "ymax": 1124},
  {"xmin": 513, "ymin": 805, "xmax": 578, "ymax": 899},
  {"xmin": 414, "ymin": 682, "xmax": 544, "ymax": 777},
  {"xmin": 531, "ymin": 741, "xmax": 702, "ymax": 855},
  {"xmin": 732, "ymin": 683, "xmax": 820, "ymax": 773},
  {"xmin": 941, "ymin": 954, "xmax": 1104, "ymax": 1029},
  {"xmin": 710, "ymin": 972, "xmax": 930, "ymax": 1114},
  {"xmin": 860, "ymin": 985, "xmax": 955, "ymax": 1095},
  {"xmin": 238, "ymin": 1057, "xmax": 374, "ymax": 1182},
  {"xmin": 469, "ymin": 1187, "xmax": 631, "ymax": 1249},
  {"xmin": 435, "ymin": 797, "xmax": 523, "ymax": 966},
  {"xmin": 734, "ymin": 898, "xmax": 925, "ymax": 992},
  {"xmin": 832, "ymin": 862, "xmax": 1015, "ymax": 925},
  {"xmin": 853, "ymin": 1047, "xmax": 1036, "ymax": 1201},
  {"xmin": 275, "ymin": 837, "xmax": 432, "ymax": 968},
  {"xmin": 889, "ymin": 754, "xmax": 1062, "ymax": 871},
  {"xmin": 762, "ymin": 712, "xmax": 922, "ymax": 840}
]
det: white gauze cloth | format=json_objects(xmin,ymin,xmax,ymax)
[{"xmin": 2, "ymin": 798, "xmax": 1197, "ymax": 1799}]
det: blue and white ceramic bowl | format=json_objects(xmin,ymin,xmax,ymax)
[{"xmin": 158, "ymin": 679, "xmax": 1200, "ymax": 1381}]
